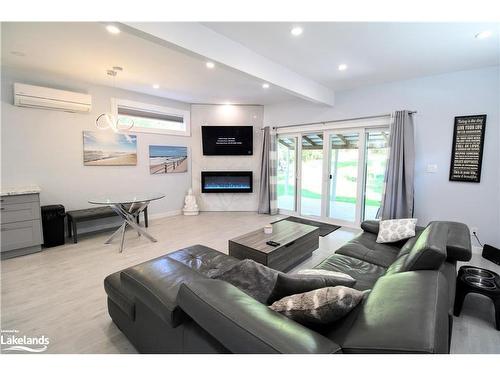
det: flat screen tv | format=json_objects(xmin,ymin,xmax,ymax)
[{"xmin": 202, "ymin": 126, "xmax": 253, "ymax": 156}]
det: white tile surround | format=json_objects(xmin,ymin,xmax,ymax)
[{"xmin": 190, "ymin": 104, "xmax": 264, "ymax": 211}]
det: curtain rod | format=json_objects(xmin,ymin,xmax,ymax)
[{"xmin": 262, "ymin": 111, "xmax": 417, "ymax": 130}]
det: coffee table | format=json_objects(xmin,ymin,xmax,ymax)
[{"xmin": 228, "ymin": 220, "xmax": 320, "ymax": 271}]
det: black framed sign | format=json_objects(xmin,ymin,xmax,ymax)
[{"xmin": 449, "ymin": 115, "xmax": 486, "ymax": 183}]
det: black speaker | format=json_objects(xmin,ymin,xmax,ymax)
[{"xmin": 482, "ymin": 244, "xmax": 500, "ymax": 265}]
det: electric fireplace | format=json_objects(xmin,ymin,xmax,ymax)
[{"xmin": 201, "ymin": 171, "xmax": 253, "ymax": 193}]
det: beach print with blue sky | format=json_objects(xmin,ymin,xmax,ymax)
[
  {"xmin": 83, "ymin": 131, "xmax": 137, "ymax": 166},
  {"xmin": 149, "ymin": 145, "xmax": 188, "ymax": 174}
]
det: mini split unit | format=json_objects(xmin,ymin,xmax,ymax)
[{"xmin": 14, "ymin": 83, "xmax": 92, "ymax": 113}]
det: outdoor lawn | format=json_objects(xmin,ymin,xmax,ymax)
[{"xmin": 277, "ymin": 146, "xmax": 387, "ymax": 221}]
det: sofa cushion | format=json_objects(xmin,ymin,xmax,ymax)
[
  {"xmin": 315, "ymin": 254, "xmax": 386, "ymax": 291},
  {"xmin": 401, "ymin": 222, "xmax": 448, "ymax": 272},
  {"xmin": 120, "ymin": 255, "xmax": 210, "ymax": 327},
  {"xmin": 269, "ymin": 286, "xmax": 365, "ymax": 325},
  {"xmin": 268, "ymin": 272, "xmax": 356, "ymax": 304},
  {"xmin": 167, "ymin": 244, "xmax": 240, "ymax": 278},
  {"xmin": 336, "ymin": 231, "xmax": 401, "ymax": 268},
  {"xmin": 376, "ymin": 218, "xmax": 418, "ymax": 243}
]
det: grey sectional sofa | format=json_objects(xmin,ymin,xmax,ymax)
[{"xmin": 104, "ymin": 220, "xmax": 471, "ymax": 354}]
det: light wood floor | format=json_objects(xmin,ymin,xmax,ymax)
[{"xmin": 1, "ymin": 212, "xmax": 499, "ymax": 353}]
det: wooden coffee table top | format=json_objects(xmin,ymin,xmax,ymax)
[{"xmin": 229, "ymin": 220, "xmax": 319, "ymax": 254}]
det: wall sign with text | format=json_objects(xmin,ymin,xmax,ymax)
[{"xmin": 449, "ymin": 115, "xmax": 486, "ymax": 183}]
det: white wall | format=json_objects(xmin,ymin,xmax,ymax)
[
  {"xmin": 264, "ymin": 66, "xmax": 500, "ymax": 247},
  {"xmin": 190, "ymin": 104, "xmax": 264, "ymax": 211},
  {"xmin": 1, "ymin": 67, "xmax": 193, "ymax": 229}
]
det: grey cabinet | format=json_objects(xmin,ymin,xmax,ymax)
[{"xmin": 1, "ymin": 193, "xmax": 43, "ymax": 259}]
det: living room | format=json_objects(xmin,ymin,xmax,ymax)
[{"xmin": 1, "ymin": 1, "xmax": 500, "ymax": 373}]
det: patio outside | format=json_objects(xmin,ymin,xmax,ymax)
[{"xmin": 277, "ymin": 132, "xmax": 388, "ymax": 222}]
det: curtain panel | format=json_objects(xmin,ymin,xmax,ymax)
[
  {"xmin": 378, "ymin": 110, "xmax": 415, "ymax": 219},
  {"xmin": 258, "ymin": 127, "xmax": 278, "ymax": 214}
]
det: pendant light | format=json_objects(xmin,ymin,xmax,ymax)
[{"xmin": 95, "ymin": 67, "xmax": 134, "ymax": 132}]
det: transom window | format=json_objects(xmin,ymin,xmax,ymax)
[{"xmin": 112, "ymin": 99, "xmax": 190, "ymax": 136}]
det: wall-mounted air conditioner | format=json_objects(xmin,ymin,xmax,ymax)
[{"xmin": 14, "ymin": 83, "xmax": 92, "ymax": 113}]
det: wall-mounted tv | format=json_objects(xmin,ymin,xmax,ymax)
[{"xmin": 202, "ymin": 126, "xmax": 253, "ymax": 156}]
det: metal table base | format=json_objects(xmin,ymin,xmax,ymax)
[{"xmin": 104, "ymin": 202, "xmax": 157, "ymax": 252}]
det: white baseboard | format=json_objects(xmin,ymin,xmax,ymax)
[
  {"xmin": 149, "ymin": 210, "xmax": 182, "ymax": 221},
  {"xmin": 472, "ymin": 245, "xmax": 483, "ymax": 255}
]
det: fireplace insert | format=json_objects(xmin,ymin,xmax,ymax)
[{"xmin": 201, "ymin": 171, "xmax": 253, "ymax": 193}]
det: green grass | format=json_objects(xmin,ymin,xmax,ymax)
[{"xmin": 277, "ymin": 184, "xmax": 381, "ymax": 207}]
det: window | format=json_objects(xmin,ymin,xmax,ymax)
[
  {"xmin": 112, "ymin": 99, "xmax": 190, "ymax": 136},
  {"xmin": 276, "ymin": 121, "xmax": 390, "ymax": 226}
]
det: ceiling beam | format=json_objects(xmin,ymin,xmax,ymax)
[
  {"xmin": 122, "ymin": 22, "xmax": 335, "ymax": 106},
  {"xmin": 302, "ymin": 136, "xmax": 317, "ymax": 146},
  {"xmin": 278, "ymin": 139, "xmax": 293, "ymax": 149},
  {"xmin": 336, "ymin": 134, "xmax": 349, "ymax": 145}
]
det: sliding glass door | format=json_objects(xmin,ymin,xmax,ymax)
[
  {"xmin": 328, "ymin": 132, "xmax": 360, "ymax": 222},
  {"xmin": 300, "ymin": 133, "xmax": 324, "ymax": 217},
  {"xmin": 363, "ymin": 130, "xmax": 389, "ymax": 220},
  {"xmin": 277, "ymin": 136, "xmax": 297, "ymax": 211},
  {"xmin": 276, "ymin": 125, "xmax": 389, "ymax": 226}
]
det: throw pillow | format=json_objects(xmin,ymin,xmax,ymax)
[
  {"xmin": 269, "ymin": 286, "xmax": 365, "ymax": 325},
  {"xmin": 376, "ymin": 218, "xmax": 418, "ymax": 243},
  {"xmin": 213, "ymin": 259, "xmax": 279, "ymax": 304},
  {"xmin": 268, "ymin": 271, "xmax": 356, "ymax": 304}
]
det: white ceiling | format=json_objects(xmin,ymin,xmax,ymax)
[
  {"xmin": 204, "ymin": 22, "xmax": 500, "ymax": 90},
  {"xmin": 2, "ymin": 22, "xmax": 499, "ymax": 106},
  {"xmin": 1, "ymin": 22, "xmax": 296, "ymax": 105}
]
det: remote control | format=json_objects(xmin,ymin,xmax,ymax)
[{"xmin": 266, "ymin": 240, "xmax": 280, "ymax": 247}]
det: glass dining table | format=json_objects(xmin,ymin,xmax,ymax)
[{"xmin": 88, "ymin": 193, "xmax": 165, "ymax": 253}]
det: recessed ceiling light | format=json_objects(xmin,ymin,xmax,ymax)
[
  {"xmin": 152, "ymin": 84, "xmax": 160, "ymax": 89},
  {"xmin": 338, "ymin": 64, "xmax": 348, "ymax": 71},
  {"xmin": 291, "ymin": 26, "xmax": 303, "ymax": 36},
  {"xmin": 106, "ymin": 25, "xmax": 121, "ymax": 35},
  {"xmin": 262, "ymin": 83, "xmax": 270, "ymax": 89},
  {"xmin": 475, "ymin": 31, "xmax": 492, "ymax": 39},
  {"xmin": 206, "ymin": 61, "xmax": 215, "ymax": 69}
]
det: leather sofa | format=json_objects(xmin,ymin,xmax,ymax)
[{"xmin": 104, "ymin": 220, "xmax": 471, "ymax": 354}]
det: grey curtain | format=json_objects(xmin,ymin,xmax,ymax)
[
  {"xmin": 258, "ymin": 127, "xmax": 278, "ymax": 214},
  {"xmin": 378, "ymin": 110, "xmax": 415, "ymax": 219}
]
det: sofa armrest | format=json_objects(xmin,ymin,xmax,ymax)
[
  {"xmin": 430, "ymin": 221, "xmax": 472, "ymax": 262},
  {"xmin": 341, "ymin": 271, "xmax": 450, "ymax": 353},
  {"xmin": 177, "ymin": 279, "xmax": 341, "ymax": 354},
  {"xmin": 360, "ymin": 220, "xmax": 380, "ymax": 234}
]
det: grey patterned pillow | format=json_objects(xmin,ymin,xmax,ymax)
[
  {"xmin": 376, "ymin": 218, "xmax": 418, "ymax": 243},
  {"xmin": 269, "ymin": 286, "xmax": 365, "ymax": 325}
]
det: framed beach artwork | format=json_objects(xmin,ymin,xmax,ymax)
[
  {"xmin": 83, "ymin": 131, "xmax": 137, "ymax": 166},
  {"xmin": 149, "ymin": 145, "xmax": 188, "ymax": 174}
]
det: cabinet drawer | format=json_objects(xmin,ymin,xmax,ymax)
[
  {"xmin": 0, "ymin": 194, "xmax": 39, "ymax": 205},
  {"xmin": 1, "ymin": 202, "xmax": 40, "ymax": 224},
  {"xmin": 1, "ymin": 220, "xmax": 43, "ymax": 252}
]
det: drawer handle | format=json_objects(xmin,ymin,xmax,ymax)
[
  {"xmin": 285, "ymin": 241, "xmax": 295, "ymax": 247},
  {"xmin": 0, "ymin": 207, "xmax": 4, "ymax": 211}
]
